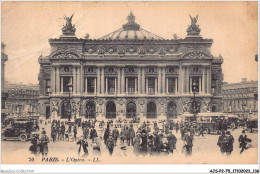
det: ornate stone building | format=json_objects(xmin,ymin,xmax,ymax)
[
  {"xmin": 5, "ymin": 82, "xmax": 39, "ymax": 116},
  {"xmin": 38, "ymin": 12, "xmax": 223, "ymax": 121},
  {"xmin": 223, "ymin": 78, "xmax": 258, "ymax": 118}
]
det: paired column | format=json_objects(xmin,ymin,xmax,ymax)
[
  {"xmin": 166, "ymin": 78, "xmax": 169, "ymax": 94},
  {"xmin": 178, "ymin": 65, "xmax": 183, "ymax": 94},
  {"xmin": 51, "ymin": 66, "xmax": 55, "ymax": 93},
  {"xmin": 202, "ymin": 67, "xmax": 205, "ymax": 94},
  {"xmin": 162, "ymin": 66, "xmax": 166, "ymax": 94},
  {"xmin": 73, "ymin": 67, "xmax": 76, "ymax": 94},
  {"xmin": 77, "ymin": 67, "xmax": 80, "ymax": 94},
  {"xmin": 186, "ymin": 67, "xmax": 190, "ymax": 93},
  {"xmin": 142, "ymin": 68, "xmax": 145, "ymax": 94},
  {"xmin": 85, "ymin": 78, "xmax": 88, "ymax": 93},
  {"xmin": 155, "ymin": 78, "xmax": 158, "ymax": 94},
  {"xmin": 121, "ymin": 67, "xmax": 125, "ymax": 94},
  {"xmin": 118, "ymin": 68, "xmax": 121, "ymax": 94},
  {"xmin": 97, "ymin": 67, "xmax": 101, "ymax": 95},
  {"xmin": 101, "ymin": 67, "xmax": 105, "ymax": 94},
  {"xmin": 56, "ymin": 66, "xmax": 60, "ymax": 94},
  {"xmin": 126, "ymin": 78, "xmax": 128, "ymax": 94},
  {"xmin": 138, "ymin": 67, "xmax": 141, "ymax": 94},
  {"xmin": 135, "ymin": 78, "xmax": 137, "ymax": 94},
  {"xmin": 207, "ymin": 66, "xmax": 210, "ymax": 94},
  {"xmin": 105, "ymin": 78, "xmax": 108, "ymax": 94},
  {"xmin": 158, "ymin": 67, "xmax": 161, "ymax": 94},
  {"xmin": 175, "ymin": 78, "xmax": 178, "ymax": 93},
  {"xmin": 60, "ymin": 77, "xmax": 63, "ymax": 93}
]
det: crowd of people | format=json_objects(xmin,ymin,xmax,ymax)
[{"xmin": 29, "ymin": 118, "xmax": 253, "ymax": 157}]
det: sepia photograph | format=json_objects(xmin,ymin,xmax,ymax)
[{"xmin": 0, "ymin": 1, "xmax": 258, "ymax": 168}]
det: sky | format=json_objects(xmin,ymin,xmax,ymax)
[{"xmin": 1, "ymin": 1, "xmax": 258, "ymax": 85}]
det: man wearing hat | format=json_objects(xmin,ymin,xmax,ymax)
[
  {"xmin": 226, "ymin": 131, "xmax": 234, "ymax": 155},
  {"xmin": 238, "ymin": 130, "xmax": 250, "ymax": 154},
  {"xmin": 112, "ymin": 125, "xmax": 119, "ymax": 146},
  {"xmin": 106, "ymin": 134, "xmax": 115, "ymax": 156},
  {"xmin": 217, "ymin": 131, "xmax": 228, "ymax": 154},
  {"xmin": 183, "ymin": 130, "xmax": 193, "ymax": 156},
  {"xmin": 40, "ymin": 130, "xmax": 50, "ymax": 156}
]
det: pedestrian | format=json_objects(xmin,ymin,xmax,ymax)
[
  {"xmin": 183, "ymin": 131, "xmax": 193, "ymax": 156},
  {"xmin": 238, "ymin": 130, "xmax": 251, "ymax": 154},
  {"xmin": 147, "ymin": 133, "xmax": 154, "ymax": 156},
  {"xmin": 104, "ymin": 128, "xmax": 109, "ymax": 145},
  {"xmin": 40, "ymin": 131, "xmax": 50, "ymax": 156},
  {"xmin": 90, "ymin": 126, "xmax": 97, "ymax": 143},
  {"xmin": 140, "ymin": 127, "xmax": 148, "ymax": 154},
  {"xmin": 77, "ymin": 137, "xmax": 88, "ymax": 156},
  {"xmin": 112, "ymin": 126, "xmax": 119, "ymax": 146},
  {"xmin": 217, "ymin": 131, "xmax": 228, "ymax": 154},
  {"xmin": 92, "ymin": 137, "xmax": 101, "ymax": 156},
  {"xmin": 29, "ymin": 134, "xmax": 40, "ymax": 155},
  {"xmin": 73, "ymin": 125, "xmax": 77, "ymax": 142},
  {"xmin": 60, "ymin": 122, "xmax": 65, "ymax": 141},
  {"xmin": 133, "ymin": 133, "xmax": 141, "ymax": 156},
  {"xmin": 106, "ymin": 134, "xmax": 114, "ymax": 156},
  {"xmin": 51, "ymin": 124, "xmax": 57, "ymax": 143},
  {"xmin": 120, "ymin": 128, "xmax": 126, "ymax": 144},
  {"xmin": 128, "ymin": 124, "xmax": 135, "ymax": 146},
  {"xmin": 198, "ymin": 124, "xmax": 204, "ymax": 137},
  {"xmin": 190, "ymin": 126, "xmax": 195, "ymax": 138},
  {"xmin": 226, "ymin": 131, "xmax": 234, "ymax": 155},
  {"xmin": 176, "ymin": 121, "xmax": 179, "ymax": 133},
  {"xmin": 83, "ymin": 126, "xmax": 89, "ymax": 139},
  {"xmin": 167, "ymin": 131, "xmax": 177, "ymax": 154}
]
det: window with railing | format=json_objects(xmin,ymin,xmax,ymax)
[
  {"xmin": 191, "ymin": 76, "xmax": 200, "ymax": 92},
  {"xmin": 148, "ymin": 77, "xmax": 155, "ymax": 94},
  {"xmin": 108, "ymin": 78, "xmax": 115, "ymax": 94},
  {"xmin": 128, "ymin": 77, "xmax": 135, "ymax": 93},
  {"xmin": 45, "ymin": 80, "xmax": 50, "ymax": 96},
  {"xmin": 86, "ymin": 77, "xmax": 95, "ymax": 93},
  {"xmin": 63, "ymin": 76, "xmax": 73, "ymax": 92}
]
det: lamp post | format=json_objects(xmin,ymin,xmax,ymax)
[
  {"xmin": 67, "ymin": 83, "xmax": 73, "ymax": 121},
  {"xmin": 190, "ymin": 80, "xmax": 200, "ymax": 117}
]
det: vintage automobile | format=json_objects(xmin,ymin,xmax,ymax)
[
  {"xmin": 246, "ymin": 114, "xmax": 258, "ymax": 133},
  {"xmin": 2, "ymin": 116, "xmax": 39, "ymax": 141},
  {"xmin": 225, "ymin": 114, "xmax": 239, "ymax": 129},
  {"xmin": 181, "ymin": 113, "xmax": 198, "ymax": 131},
  {"xmin": 196, "ymin": 112, "xmax": 227, "ymax": 134}
]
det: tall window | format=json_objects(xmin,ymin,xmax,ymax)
[
  {"xmin": 148, "ymin": 77, "xmax": 155, "ymax": 93},
  {"xmin": 168, "ymin": 77, "xmax": 176, "ymax": 93},
  {"xmin": 45, "ymin": 79, "xmax": 50, "ymax": 96},
  {"xmin": 86, "ymin": 77, "xmax": 95, "ymax": 93},
  {"xmin": 128, "ymin": 77, "xmax": 135, "ymax": 93},
  {"xmin": 63, "ymin": 76, "xmax": 73, "ymax": 92},
  {"xmin": 108, "ymin": 78, "xmax": 115, "ymax": 93},
  {"xmin": 191, "ymin": 77, "xmax": 200, "ymax": 92}
]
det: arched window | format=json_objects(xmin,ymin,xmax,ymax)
[
  {"xmin": 106, "ymin": 101, "xmax": 116, "ymax": 119},
  {"xmin": 85, "ymin": 101, "xmax": 96, "ymax": 119},
  {"xmin": 147, "ymin": 101, "xmax": 157, "ymax": 118},
  {"xmin": 167, "ymin": 101, "xmax": 177, "ymax": 118},
  {"xmin": 126, "ymin": 102, "xmax": 136, "ymax": 118}
]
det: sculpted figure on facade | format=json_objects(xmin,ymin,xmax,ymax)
[
  {"xmin": 186, "ymin": 15, "xmax": 201, "ymax": 35},
  {"xmin": 51, "ymin": 101, "xmax": 59, "ymax": 119},
  {"xmin": 182, "ymin": 100, "xmax": 190, "ymax": 113},
  {"xmin": 203, "ymin": 100, "xmax": 211, "ymax": 112},
  {"xmin": 62, "ymin": 14, "xmax": 76, "ymax": 35}
]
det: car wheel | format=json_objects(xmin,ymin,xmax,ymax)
[{"xmin": 20, "ymin": 134, "xmax": 27, "ymax": 141}]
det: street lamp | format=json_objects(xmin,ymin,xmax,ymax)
[
  {"xmin": 67, "ymin": 83, "xmax": 73, "ymax": 121},
  {"xmin": 190, "ymin": 80, "xmax": 200, "ymax": 117}
]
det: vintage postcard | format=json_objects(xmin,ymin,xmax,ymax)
[{"xmin": 1, "ymin": 1, "xmax": 258, "ymax": 165}]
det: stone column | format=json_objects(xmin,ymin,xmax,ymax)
[
  {"xmin": 94, "ymin": 78, "xmax": 96, "ymax": 94},
  {"xmin": 51, "ymin": 66, "xmax": 55, "ymax": 93},
  {"xmin": 126, "ymin": 77, "xmax": 128, "ymax": 94},
  {"xmin": 118, "ymin": 68, "xmax": 121, "ymax": 94},
  {"xmin": 138, "ymin": 67, "xmax": 141, "ymax": 94},
  {"xmin": 199, "ymin": 77, "xmax": 202, "ymax": 93},
  {"xmin": 73, "ymin": 67, "xmax": 76, "ymax": 94},
  {"xmin": 175, "ymin": 77, "xmax": 178, "ymax": 93},
  {"xmin": 80, "ymin": 65, "xmax": 83, "ymax": 94},
  {"xmin": 202, "ymin": 67, "xmax": 205, "ymax": 94},
  {"xmin": 166, "ymin": 77, "xmax": 168, "ymax": 94},
  {"xmin": 56, "ymin": 66, "xmax": 60, "ymax": 94},
  {"xmin": 101, "ymin": 67, "xmax": 105, "ymax": 94},
  {"xmin": 77, "ymin": 67, "xmax": 80, "ymax": 94},
  {"xmin": 142, "ymin": 67, "xmax": 145, "ymax": 94},
  {"xmin": 207, "ymin": 67, "xmax": 210, "ymax": 94},
  {"xmin": 105, "ymin": 78, "xmax": 108, "ymax": 94},
  {"xmin": 85, "ymin": 78, "xmax": 88, "ymax": 93},
  {"xmin": 162, "ymin": 66, "xmax": 166, "ymax": 94},
  {"xmin": 158, "ymin": 67, "xmax": 161, "ymax": 94},
  {"xmin": 121, "ymin": 67, "xmax": 125, "ymax": 94},
  {"xmin": 135, "ymin": 77, "xmax": 137, "ymax": 94},
  {"xmin": 178, "ymin": 65, "xmax": 182, "ymax": 94},
  {"xmin": 189, "ymin": 78, "xmax": 192, "ymax": 93},
  {"xmin": 97, "ymin": 67, "xmax": 100, "ymax": 95},
  {"xmin": 61, "ymin": 77, "xmax": 63, "ymax": 93},
  {"xmin": 146, "ymin": 78, "xmax": 148, "ymax": 94},
  {"xmin": 186, "ymin": 67, "xmax": 190, "ymax": 93},
  {"xmin": 155, "ymin": 78, "xmax": 158, "ymax": 94},
  {"xmin": 115, "ymin": 78, "xmax": 117, "ymax": 94}
]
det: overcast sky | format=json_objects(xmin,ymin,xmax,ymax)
[{"xmin": 1, "ymin": 1, "xmax": 258, "ymax": 85}]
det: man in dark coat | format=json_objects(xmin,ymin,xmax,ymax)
[
  {"xmin": 90, "ymin": 127, "xmax": 97, "ymax": 143},
  {"xmin": 217, "ymin": 131, "xmax": 228, "ymax": 154},
  {"xmin": 167, "ymin": 131, "xmax": 177, "ymax": 154},
  {"xmin": 140, "ymin": 128, "xmax": 148, "ymax": 154},
  {"xmin": 175, "ymin": 121, "xmax": 180, "ymax": 133},
  {"xmin": 184, "ymin": 131, "xmax": 193, "ymax": 156},
  {"xmin": 226, "ymin": 131, "xmax": 234, "ymax": 155},
  {"xmin": 104, "ymin": 128, "xmax": 109, "ymax": 145},
  {"xmin": 112, "ymin": 126, "xmax": 119, "ymax": 146},
  {"xmin": 198, "ymin": 124, "xmax": 204, "ymax": 137},
  {"xmin": 40, "ymin": 131, "xmax": 50, "ymax": 156},
  {"xmin": 128, "ymin": 125, "xmax": 135, "ymax": 146},
  {"xmin": 77, "ymin": 137, "xmax": 88, "ymax": 156},
  {"xmin": 106, "ymin": 134, "xmax": 114, "ymax": 156},
  {"xmin": 238, "ymin": 130, "xmax": 250, "ymax": 154}
]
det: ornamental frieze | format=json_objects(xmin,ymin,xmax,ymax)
[
  {"xmin": 84, "ymin": 66, "xmax": 97, "ymax": 74},
  {"xmin": 50, "ymin": 50, "xmax": 81, "ymax": 59},
  {"xmin": 105, "ymin": 66, "xmax": 118, "ymax": 74},
  {"xmin": 97, "ymin": 46, "xmax": 105, "ymax": 57},
  {"xmin": 127, "ymin": 47, "xmax": 136, "ymax": 54},
  {"xmin": 60, "ymin": 66, "xmax": 73, "ymax": 74},
  {"xmin": 158, "ymin": 47, "xmax": 166, "ymax": 56},
  {"xmin": 138, "ymin": 46, "xmax": 145, "ymax": 57},
  {"xmin": 166, "ymin": 46, "xmax": 177, "ymax": 54},
  {"xmin": 147, "ymin": 47, "xmax": 157, "ymax": 54},
  {"xmin": 145, "ymin": 66, "xmax": 158, "ymax": 74},
  {"xmin": 189, "ymin": 66, "xmax": 203, "ymax": 75},
  {"xmin": 125, "ymin": 66, "xmax": 137, "ymax": 75},
  {"xmin": 117, "ymin": 46, "xmax": 125, "ymax": 56},
  {"xmin": 166, "ymin": 66, "xmax": 178, "ymax": 74},
  {"xmin": 181, "ymin": 50, "xmax": 212, "ymax": 60}
]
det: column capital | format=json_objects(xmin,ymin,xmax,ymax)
[{"xmin": 97, "ymin": 64, "xmax": 105, "ymax": 67}]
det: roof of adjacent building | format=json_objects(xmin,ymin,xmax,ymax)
[
  {"xmin": 98, "ymin": 11, "xmax": 165, "ymax": 41},
  {"xmin": 222, "ymin": 78, "xmax": 258, "ymax": 90}
]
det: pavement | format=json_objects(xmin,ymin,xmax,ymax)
[{"xmin": 1, "ymin": 126, "xmax": 258, "ymax": 164}]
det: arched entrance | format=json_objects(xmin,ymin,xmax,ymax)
[
  {"xmin": 85, "ymin": 101, "xmax": 96, "ymax": 119},
  {"xmin": 147, "ymin": 101, "xmax": 157, "ymax": 118},
  {"xmin": 61, "ymin": 100, "xmax": 71, "ymax": 119},
  {"xmin": 167, "ymin": 101, "xmax": 177, "ymax": 118},
  {"xmin": 106, "ymin": 101, "xmax": 116, "ymax": 119},
  {"xmin": 126, "ymin": 102, "xmax": 136, "ymax": 118}
]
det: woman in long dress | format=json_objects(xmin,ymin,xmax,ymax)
[{"xmin": 133, "ymin": 133, "xmax": 141, "ymax": 156}]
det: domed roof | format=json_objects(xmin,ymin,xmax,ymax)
[{"xmin": 98, "ymin": 12, "xmax": 165, "ymax": 41}]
